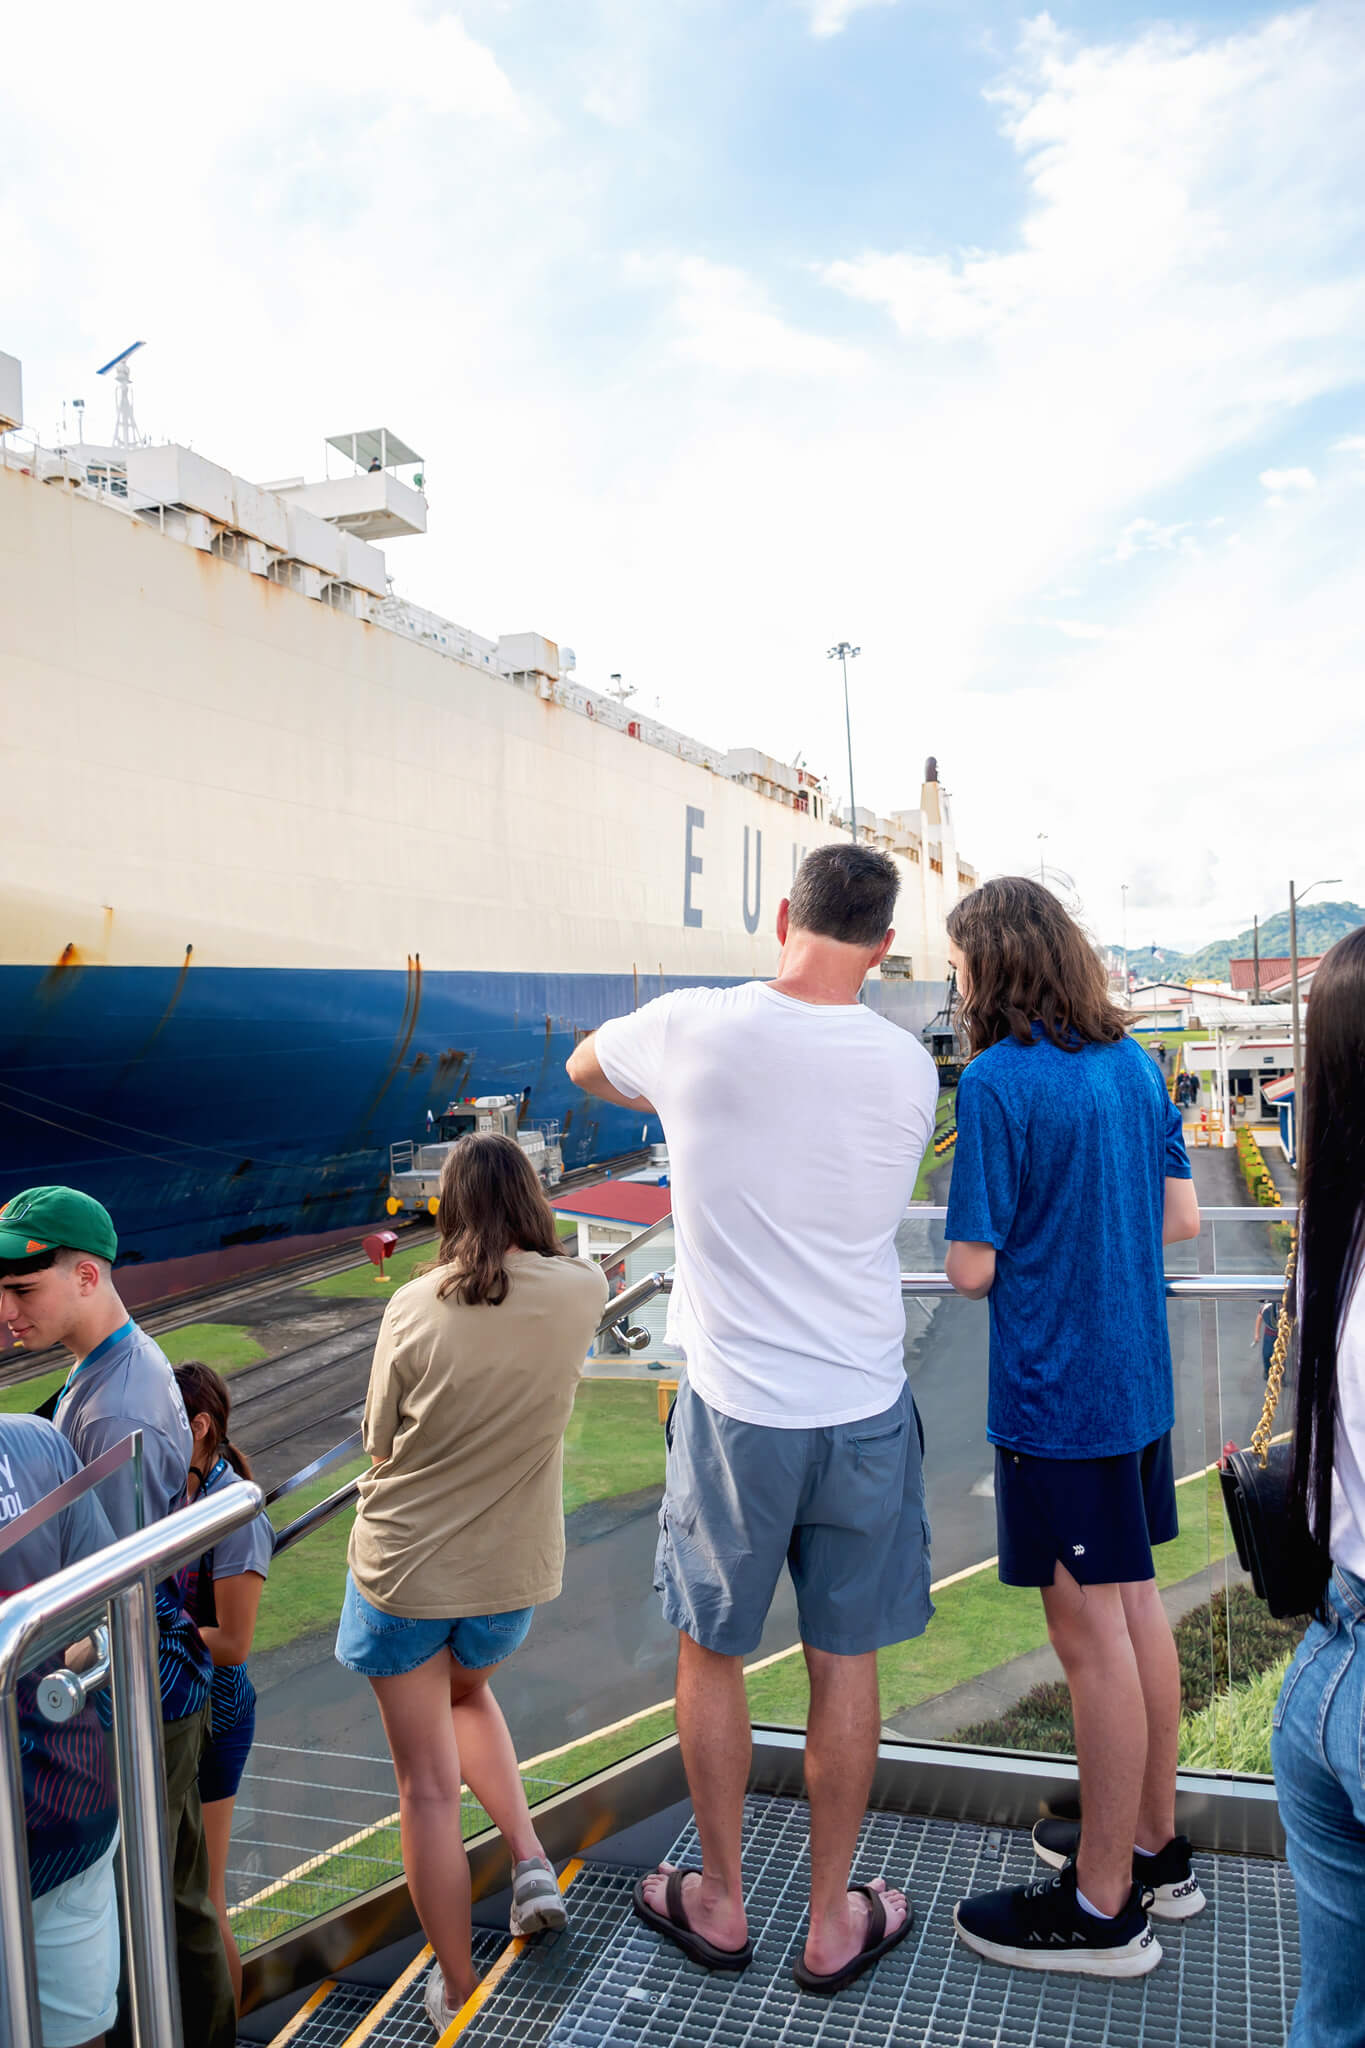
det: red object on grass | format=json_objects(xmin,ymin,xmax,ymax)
[{"xmin": 363, "ymin": 1230, "xmax": 399, "ymax": 1276}]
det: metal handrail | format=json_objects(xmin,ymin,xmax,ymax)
[{"xmin": 0, "ymin": 1480, "xmax": 263, "ymax": 2048}]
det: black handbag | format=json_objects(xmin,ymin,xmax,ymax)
[{"xmin": 1219, "ymin": 1241, "xmax": 1327, "ymax": 1620}]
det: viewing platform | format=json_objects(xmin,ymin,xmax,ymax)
[{"xmin": 0, "ymin": 1196, "xmax": 1304, "ymax": 2048}]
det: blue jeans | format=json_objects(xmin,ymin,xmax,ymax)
[{"xmin": 1272, "ymin": 1565, "xmax": 1365, "ymax": 2048}]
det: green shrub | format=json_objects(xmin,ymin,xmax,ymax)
[
  {"xmin": 952, "ymin": 1584, "xmax": 1306, "ymax": 1753},
  {"xmin": 1177, "ymin": 1655, "xmax": 1290, "ymax": 1776}
]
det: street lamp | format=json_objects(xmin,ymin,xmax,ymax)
[
  {"xmin": 1288, "ymin": 875, "xmax": 1341, "ymax": 1161},
  {"xmin": 1037, "ymin": 833, "xmax": 1048, "ymax": 884},
  {"xmin": 1121, "ymin": 882, "xmax": 1129, "ymax": 1006},
  {"xmin": 827, "ymin": 643, "xmax": 860, "ymax": 843}
]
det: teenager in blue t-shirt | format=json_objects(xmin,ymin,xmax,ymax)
[{"xmin": 942, "ymin": 878, "xmax": 1201, "ymax": 1980}]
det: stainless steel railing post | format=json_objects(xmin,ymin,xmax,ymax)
[
  {"xmin": 109, "ymin": 1575, "xmax": 182, "ymax": 2048},
  {"xmin": 0, "ymin": 1686, "xmax": 43, "ymax": 2048}
]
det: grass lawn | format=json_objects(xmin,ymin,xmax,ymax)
[
  {"xmin": 0, "ymin": 1363, "xmax": 68, "ymax": 1414},
  {"xmin": 912, "ymin": 1089, "xmax": 957, "ymax": 1203},
  {"xmin": 159, "ymin": 1322, "xmax": 267, "ymax": 1374},
  {"xmin": 253, "ymin": 1383, "xmax": 664, "ymax": 1654},
  {"xmin": 0, "ymin": 1320, "xmax": 265, "ymax": 1414},
  {"xmin": 305, "ymin": 1239, "xmax": 434, "ymax": 1301},
  {"xmin": 563, "ymin": 1381, "xmax": 665, "ymax": 1515},
  {"xmin": 255, "ymin": 1457, "xmax": 368, "ymax": 1656}
]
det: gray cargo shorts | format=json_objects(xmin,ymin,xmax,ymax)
[{"xmin": 654, "ymin": 1376, "xmax": 934, "ymax": 1658}]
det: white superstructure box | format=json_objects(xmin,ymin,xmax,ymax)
[
  {"xmin": 232, "ymin": 478, "xmax": 289, "ymax": 552},
  {"xmin": 283, "ymin": 502, "xmax": 343, "ymax": 579},
  {"xmin": 0, "ymin": 352, "xmax": 21, "ymax": 432},
  {"xmin": 340, "ymin": 532, "xmax": 387, "ymax": 596},
  {"xmin": 125, "ymin": 445, "xmax": 235, "ymax": 525},
  {"xmin": 497, "ymin": 632, "xmax": 560, "ymax": 678}
]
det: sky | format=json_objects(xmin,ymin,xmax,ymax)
[{"xmin": 4, "ymin": 0, "xmax": 1364, "ymax": 949}]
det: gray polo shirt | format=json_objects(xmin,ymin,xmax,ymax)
[
  {"xmin": 53, "ymin": 1319, "xmax": 210, "ymax": 1721},
  {"xmin": 54, "ymin": 1319, "xmax": 193, "ymax": 1538}
]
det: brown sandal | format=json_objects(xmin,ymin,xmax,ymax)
[{"xmin": 631, "ymin": 1866, "xmax": 754, "ymax": 1972}]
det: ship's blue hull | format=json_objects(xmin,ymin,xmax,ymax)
[{"xmin": 0, "ymin": 964, "xmax": 944, "ymax": 1273}]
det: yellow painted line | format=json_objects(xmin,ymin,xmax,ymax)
[
  {"xmin": 265, "ymin": 1979, "xmax": 337, "ymax": 2048},
  {"xmin": 435, "ymin": 1860, "xmax": 584, "ymax": 2046},
  {"xmin": 336, "ymin": 1942, "xmax": 434, "ymax": 2048}
]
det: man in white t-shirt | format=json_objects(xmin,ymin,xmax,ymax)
[{"xmin": 567, "ymin": 842, "xmax": 938, "ymax": 1996}]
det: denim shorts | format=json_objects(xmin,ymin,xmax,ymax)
[
  {"xmin": 335, "ymin": 1572, "xmax": 535, "ymax": 1679},
  {"xmin": 655, "ymin": 1376, "xmax": 933, "ymax": 1658},
  {"xmin": 199, "ymin": 1691, "xmax": 256, "ymax": 1804},
  {"xmin": 995, "ymin": 1431, "xmax": 1177, "ymax": 1587}
]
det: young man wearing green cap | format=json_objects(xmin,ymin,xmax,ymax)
[{"xmin": 0, "ymin": 1187, "xmax": 237, "ymax": 2048}]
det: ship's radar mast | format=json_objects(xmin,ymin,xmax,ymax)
[{"xmin": 97, "ymin": 340, "xmax": 146, "ymax": 449}]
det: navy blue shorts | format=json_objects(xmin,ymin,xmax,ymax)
[
  {"xmin": 995, "ymin": 1431, "xmax": 1178, "ymax": 1588},
  {"xmin": 199, "ymin": 1693, "xmax": 255, "ymax": 1805}
]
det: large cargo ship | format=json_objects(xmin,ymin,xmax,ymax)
[{"xmin": 0, "ymin": 347, "xmax": 976, "ymax": 1294}]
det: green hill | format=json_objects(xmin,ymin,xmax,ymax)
[{"xmin": 1120, "ymin": 900, "xmax": 1365, "ymax": 985}]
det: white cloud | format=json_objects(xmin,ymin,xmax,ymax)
[
  {"xmin": 4, "ymin": 3, "xmax": 1364, "ymax": 950},
  {"xmin": 1110, "ymin": 517, "xmax": 1193, "ymax": 563},
  {"xmin": 1260, "ymin": 467, "xmax": 1317, "ymax": 492},
  {"xmin": 805, "ymin": 0, "xmax": 899, "ymax": 40},
  {"xmin": 648, "ymin": 257, "xmax": 865, "ymax": 377},
  {"xmin": 1333, "ymin": 434, "xmax": 1365, "ymax": 459}
]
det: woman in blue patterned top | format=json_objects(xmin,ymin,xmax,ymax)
[{"xmin": 175, "ymin": 1363, "xmax": 274, "ymax": 2010}]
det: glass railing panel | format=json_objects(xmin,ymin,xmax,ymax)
[
  {"xmin": 228, "ymin": 1450, "xmax": 384, "ymax": 1954},
  {"xmin": 224, "ymin": 1253, "xmax": 1293, "ymax": 1962}
]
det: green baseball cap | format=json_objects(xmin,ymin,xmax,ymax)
[{"xmin": 0, "ymin": 1187, "xmax": 118, "ymax": 1266}]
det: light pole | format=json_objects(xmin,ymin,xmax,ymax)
[
  {"xmin": 1288, "ymin": 876, "xmax": 1340, "ymax": 1161},
  {"xmin": 1121, "ymin": 882, "xmax": 1129, "ymax": 1006},
  {"xmin": 1037, "ymin": 833, "xmax": 1048, "ymax": 883},
  {"xmin": 827, "ymin": 643, "xmax": 860, "ymax": 843}
]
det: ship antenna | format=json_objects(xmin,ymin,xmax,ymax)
[{"xmin": 97, "ymin": 340, "xmax": 147, "ymax": 449}]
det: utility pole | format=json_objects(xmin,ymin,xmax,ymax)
[
  {"xmin": 1121, "ymin": 882, "xmax": 1129, "ymax": 1005},
  {"xmin": 827, "ymin": 643, "xmax": 861, "ymax": 843},
  {"xmin": 1252, "ymin": 915, "xmax": 1261, "ymax": 1005},
  {"xmin": 1288, "ymin": 876, "xmax": 1341, "ymax": 1162}
]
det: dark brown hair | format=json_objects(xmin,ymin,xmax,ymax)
[
  {"xmin": 173, "ymin": 1361, "xmax": 255, "ymax": 1481},
  {"xmin": 945, "ymin": 875, "xmax": 1127, "ymax": 1057},
  {"xmin": 789, "ymin": 842, "xmax": 900, "ymax": 946},
  {"xmin": 1291, "ymin": 927, "xmax": 1365, "ymax": 1577},
  {"xmin": 435, "ymin": 1133, "xmax": 566, "ymax": 1306}
]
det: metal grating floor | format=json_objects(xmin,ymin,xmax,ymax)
[
  {"xmin": 353, "ymin": 1931, "xmax": 509, "ymax": 2048},
  {"xmin": 519, "ymin": 1797, "xmax": 1297, "ymax": 2048},
  {"xmin": 452, "ymin": 1865, "xmax": 651, "ymax": 2048}
]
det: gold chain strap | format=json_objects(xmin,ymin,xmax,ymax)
[{"xmin": 1250, "ymin": 1234, "xmax": 1298, "ymax": 1469}]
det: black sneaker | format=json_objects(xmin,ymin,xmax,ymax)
[
  {"xmin": 953, "ymin": 1862, "xmax": 1162, "ymax": 1978},
  {"xmin": 1032, "ymin": 1819, "xmax": 1206, "ymax": 1921}
]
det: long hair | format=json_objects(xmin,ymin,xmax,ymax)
[
  {"xmin": 945, "ymin": 876, "xmax": 1127, "ymax": 1058},
  {"xmin": 173, "ymin": 1361, "xmax": 255, "ymax": 1481},
  {"xmin": 1291, "ymin": 928, "xmax": 1365, "ymax": 1557},
  {"xmin": 435, "ymin": 1132, "xmax": 566, "ymax": 1307}
]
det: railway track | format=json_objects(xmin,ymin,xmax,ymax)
[{"xmin": 0, "ymin": 1147, "xmax": 652, "ymax": 1390}]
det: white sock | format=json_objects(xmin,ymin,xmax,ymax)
[
  {"xmin": 1075, "ymin": 1886, "xmax": 1116, "ymax": 1922},
  {"xmin": 1133, "ymin": 1844, "xmax": 1156, "ymax": 1860}
]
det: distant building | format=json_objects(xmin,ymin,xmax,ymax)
[
  {"xmin": 1127, "ymin": 981, "xmax": 1249, "ymax": 1029},
  {"xmin": 1229, "ymin": 954, "xmax": 1322, "ymax": 994}
]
